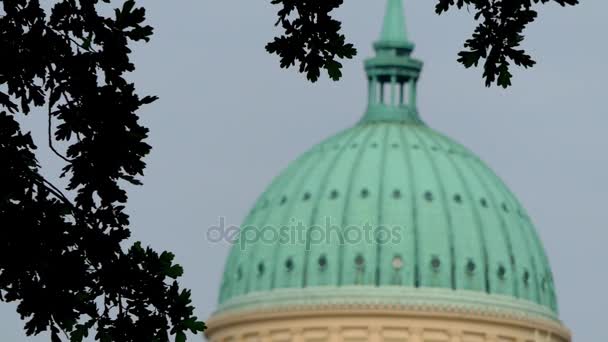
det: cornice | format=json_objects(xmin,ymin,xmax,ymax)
[{"xmin": 214, "ymin": 286, "xmax": 561, "ymax": 324}]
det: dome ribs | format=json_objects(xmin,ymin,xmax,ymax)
[
  {"xmin": 336, "ymin": 126, "xmax": 379, "ymax": 286},
  {"xmin": 396, "ymin": 125, "xmax": 421, "ymax": 287},
  {"xmin": 420, "ymin": 128, "xmax": 489, "ymax": 293},
  {"xmin": 244, "ymin": 149, "xmax": 316, "ymax": 295},
  {"xmin": 267, "ymin": 133, "xmax": 345, "ymax": 291},
  {"xmin": 458, "ymin": 144, "xmax": 519, "ymax": 298},
  {"xmin": 409, "ymin": 127, "xmax": 458, "ymax": 290},
  {"xmin": 374, "ymin": 125, "xmax": 392, "ymax": 286},
  {"xmin": 300, "ymin": 127, "xmax": 367, "ymax": 288},
  {"xmin": 474, "ymin": 153, "xmax": 554, "ymax": 310}
]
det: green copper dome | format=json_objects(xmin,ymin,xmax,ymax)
[{"xmin": 217, "ymin": 0, "xmax": 558, "ymax": 318}]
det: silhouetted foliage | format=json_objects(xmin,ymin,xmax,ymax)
[
  {"xmin": 0, "ymin": 0, "xmax": 581, "ymax": 340},
  {"xmin": 265, "ymin": 0, "xmax": 356, "ymax": 82},
  {"xmin": 267, "ymin": 0, "xmax": 578, "ymax": 87},
  {"xmin": 0, "ymin": 1, "xmax": 205, "ymax": 341}
]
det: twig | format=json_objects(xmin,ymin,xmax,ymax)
[
  {"xmin": 48, "ymin": 101, "xmax": 73, "ymax": 163},
  {"xmin": 44, "ymin": 26, "xmax": 98, "ymax": 54},
  {"xmin": 32, "ymin": 173, "xmax": 74, "ymax": 209}
]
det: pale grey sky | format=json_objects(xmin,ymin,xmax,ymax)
[{"xmin": 2, "ymin": 0, "xmax": 606, "ymax": 341}]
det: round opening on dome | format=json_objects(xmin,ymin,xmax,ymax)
[
  {"xmin": 541, "ymin": 277, "xmax": 547, "ymax": 291},
  {"xmin": 285, "ymin": 258, "xmax": 294, "ymax": 272},
  {"xmin": 361, "ymin": 188, "xmax": 370, "ymax": 199},
  {"xmin": 392, "ymin": 189, "xmax": 402, "ymax": 199},
  {"xmin": 453, "ymin": 194, "xmax": 462, "ymax": 204},
  {"xmin": 303, "ymin": 192, "xmax": 311, "ymax": 201},
  {"xmin": 466, "ymin": 259, "xmax": 476, "ymax": 274},
  {"xmin": 523, "ymin": 270, "xmax": 530, "ymax": 285},
  {"xmin": 355, "ymin": 254, "xmax": 365, "ymax": 269},
  {"xmin": 280, "ymin": 196, "xmax": 287, "ymax": 205},
  {"xmin": 431, "ymin": 256, "xmax": 441, "ymax": 270},
  {"xmin": 424, "ymin": 191, "xmax": 434, "ymax": 202},
  {"xmin": 497, "ymin": 264, "xmax": 507, "ymax": 279},
  {"xmin": 318, "ymin": 255, "xmax": 328, "ymax": 269},
  {"xmin": 392, "ymin": 255, "xmax": 403, "ymax": 270},
  {"xmin": 480, "ymin": 198, "xmax": 488, "ymax": 208},
  {"xmin": 502, "ymin": 203, "xmax": 509, "ymax": 212}
]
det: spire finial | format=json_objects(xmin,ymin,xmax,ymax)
[
  {"xmin": 360, "ymin": 0, "xmax": 423, "ymax": 124},
  {"xmin": 379, "ymin": 0, "xmax": 409, "ymax": 44}
]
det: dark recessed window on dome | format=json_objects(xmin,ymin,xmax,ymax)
[
  {"xmin": 424, "ymin": 191, "xmax": 434, "ymax": 202},
  {"xmin": 431, "ymin": 256, "xmax": 441, "ymax": 271},
  {"xmin": 453, "ymin": 194, "xmax": 462, "ymax": 204},
  {"xmin": 285, "ymin": 258, "xmax": 294, "ymax": 272},
  {"xmin": 480, "ymin": 198, "xmax": 488, "ymax": 208},
  {"xmin": 497, "ymin": 264, "xmax": 506, "ymax": 279},
  {"xmin": 466, "ymin": 259, "xmax": 476, "ymax": 275},
  {"xmin": 280, "ymin": 196, "xmax": 287, "ymax": 205},
  {"xmin": 318, "ymin": 255, "xmax": 328, "ymax": 270},
  {"xmin": 502, "ymin": 203, "xmax": 509, "ymax": 212},
  {"xmin": 523, "ymin": 270, "xmax": 530, "ymax": 286},
  {"xmin": 257, "ymin": 262, "xmax": 265, "ymax": 277},
  {"xmin": 392, "ymin": 189, "xmax": 402, "ymax": 199},
  {"xmin": 361, "ymin": 188, "xmax": 370, "ymax": 199},
  {"xmin": 355, "ymin": 254, "xmax": 365, "ymax": 269},
  {"xmin": 329, "ymin": 190, "xmax": 339, "ymax": 200},
  {"xmin": 541, "ymin": 277, "xmax": 547, "ymax": 291},
  {"xmin": 303, "ymin": 192, "xmax": 311, "ymax": 201}
]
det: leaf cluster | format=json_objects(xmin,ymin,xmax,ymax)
[
  {"xmin": 435, "ymin": 0, "xmax": 578, "ymax": 87},
  {"xmin": 266, "ymin": 0, "xmax": 578, "ymax": 86},
  {"xmin": 0, "ymin": 0, "xmax": 205, "ymax": 341},
  {"xmin": 266, "ymin": 0, "xmax": 357, "ymax": 82}
]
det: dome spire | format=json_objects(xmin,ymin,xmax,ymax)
[
  {"xmin": 361, "ymin": 0, "xmax": 423, "ymax": 124},
  {"xmin": 379, "ymin": 0, "xmax": 409, "ymax": 44}
]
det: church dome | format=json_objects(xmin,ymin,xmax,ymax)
[
  {"xmin": 208, "ymin": 1, "xmax": 569, "ymax": 341},
  {"xmin": 219, "ymin": 120, "xmax": 557, "ymax": 314}
]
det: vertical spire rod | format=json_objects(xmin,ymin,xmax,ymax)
[
  {"xmin": 390, "ymin": 76, "xmax": 397, "ymax": 106},
  {"xmin": 379, "ymin": 0, "xmax": 409, "ymax": 43},
  {"xmin": 368, "ymin": 77, "xmax": 377, "ymax": 104},
  {"xmin": 409, "ymin": 79, "xmax": 417, "ymax": 108}
]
